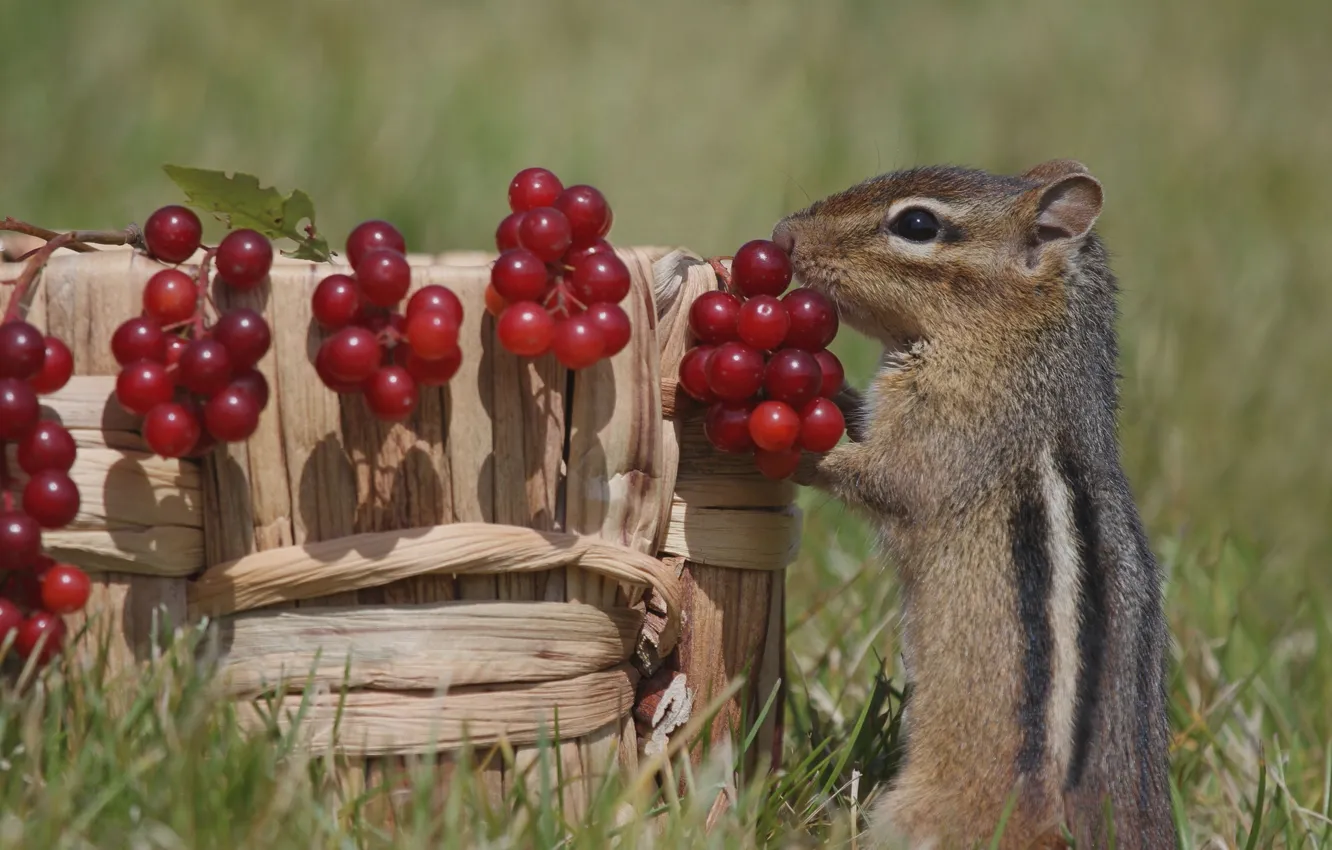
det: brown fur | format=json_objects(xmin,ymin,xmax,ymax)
[{"xmin": 775, "ymin": 161, "xmax": 1175, "ymax": 849}]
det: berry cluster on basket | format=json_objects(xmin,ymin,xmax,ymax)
[
  {"xmin": 486, "ymin": 168, "xmax": 632, "ymax": 369},
  {"xmin": 678, "ymin": 240, "xmax": 847, "ymax": 480},
  {"xmin": 113, "ymin": 204, "xmax": 276, "ymax": 459},
  {"xmin": 0, "ymin": 315, "xmax": 89, "ymax": 665},
  {"xmin": 312, "ymin": 220, "xmax": 465, "ymax": 421}
]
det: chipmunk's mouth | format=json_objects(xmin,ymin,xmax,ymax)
[{"xmin": 789, "ymin": 263, "xmax": 920, "ymax": 366}]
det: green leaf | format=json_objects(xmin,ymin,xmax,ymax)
[{"xmin": 162, "ymin": 165, "xmax": 332, "ymax": 262}]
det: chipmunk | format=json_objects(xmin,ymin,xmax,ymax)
[{"xmin": 772, "ymin": 160, "xmax": 1174, "ymax": 849}]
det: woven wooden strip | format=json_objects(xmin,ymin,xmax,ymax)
[
  {"xmin": 212, "ymin": 600, "xmax": 641, "ymax": 695},
  {"xmin": 5, "ymin": 445, "xmax": 201, "ymax": 531},
  {"xmin": 187, "ymin": 522, "xmax": 682, "ymax": 649},
  {"xmin": 40, "ymin": 526, "xmax": 204, "ymax": 576},
  {"xmin": 35, "ymin": 375, "xmax": 139, "ymax": 432},
  {"xmin": 235, "ymin": 664, "xmax": 638, "ymax": 756}
]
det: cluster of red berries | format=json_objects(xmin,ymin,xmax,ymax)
[
  {"xmin": 312, "ymin": 220, "xmax": 464, "ymax": 421},
  {"xmin": 0, "ymin": 318, "xmax": 90, "ymax": 665},
  {"xmin": 678, "ymin": 239, "xmax": 846, "ymax": 480},
  {"xmin": 115, "ymin": 205, "xmax": 275, "ymax": 459},
  {"xmin": 485, "ymin": 168, "xmax": 632, "ymax": 369}
]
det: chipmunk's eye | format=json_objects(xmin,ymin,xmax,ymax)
[{"xmin": 889, "ymin": 208, "xmax": 940, "ymax": 242}]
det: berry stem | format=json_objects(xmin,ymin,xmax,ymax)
[
  {"xmin": 192, "ymin": 248, "xmax": 218, "ymax": 337},
  {"xmin": 707, "ymin": 256, "xmax": 734, "ymax": 289}
]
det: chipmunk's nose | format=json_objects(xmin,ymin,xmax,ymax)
[{"xmin": 770, "ymin": 221, "xmax": 796, "ymax": 256}]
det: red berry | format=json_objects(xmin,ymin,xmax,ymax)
[
  {"xmin": 405, "ymin": 309, "xmax": 460, "ymax": 361},
  {"xmin": 17, "ymin": 421, "xmax": 77, "ymax": 474},
  {"xmin": 0, "ymin": 512, "xmax": 41, "ymax": 571},
  {"xmin": 177, "ymin": 339, "xmax": 233, "ymax": 397},
  {"xmin": 314, "ymin": 345, "xmax": 364, "ymax": 394},
  {"xmin": 491, "ymin": 249, "xmax": 551, "ymax": 303},
  {"xmin": 565, "ymin": 239, "xmax": 615, "ymax": 268},
  {"xmin": 731, "ymin": 239, "xmax": 793, "ymax": 298},
  {"xmin": 17, "ymin": 611, "xmax": 66, "ymax": 663},
  {"xmin": 0, "ymin": 598, "xmax": 22, "ymax": 645},
  {"xmin": 587, "ymin": 304, "xmax": 632, "ymax": 357},
  {"xmin": 318, "ymin": 328, "xmax": 382, "ymax": 385},
  {"xmin": 677, "ymin": 346, "xmax": 717, "ymax": 403},
  {"xmin": 212, "ymin": 308, "xmax": 271, "ymax": 371},
  {"xmin": 40, "ymin": 564, "xmax": 90, "ymax": 615},
  {"xmin": 161, "ymin": 336, "xmax": 186, "ymax": 369},
  {"xmin": 569, "ymin": 254, "xmax": 631, "ymax": 305},
  {"xmin": 30, "ymin": 336, "xmax": 74, "ymax": 395},
  {"xmin": 230, "ymin": 369, "xmax": 270, "ymax": 410},
  {"xmin": 782, "ymin": 288, "xmax": 839, "ymax": 352},
  {"xmin": 550, "ymin": 315, "xmax": 606, "ymax": 370},
  {"xmin": 111, "ymin": 317, "xmax": 167, "ymax": 365},
  {"xmin": 312, "ymin": 274, "xmax": 361, "ymax": 330},
  {"xmin": 0, "ymin": 321, "xmax": 46, "ymax": 380},
  {"xmin": 554, "ymin": 185, "xmax": 612, "ymax": 243},
  {"xmin": 748, "ymin": 400, "xmax": 801, "ymax": 452},
  {"xmin": 688, "ymin": 291, "xmax": 742, "ymax": 345},
  {"xmin": 357, "ymin": 249, "xmax": 412, "ymax": 307},
  {"xmin": 115, "ymin": 357, "xmax": 173, "ymax": 415},
  {"xmin": 346, "ymin": 220, "xmax": 407, "ymax": 270},
  {"xmin": 215, "ymin": 229, "xmax": 273, "ymax": 290},
  {"xmin": 763, "ymin": 349, "xmax": 823, "ymax": 409},
  {"xmin": 737, "ymin": 295, "xmax": 791, "ymax": 351},
  {"xmin": 204, "ymin": 384, "xmax": 262, "ymax": 442},
  {"xmin": 705, "ymin": 341, "xmax": 766, "ymax": 401},
  {"xmin": 496, "ymin": 303, "xmax": 555, "ymax": 357},
  {"xmin": 799, "ymin": 398, "xmax": 846, "ymax": 452},
  {"xmin": 406, "ymin": 285, "xmax": 464, "ymax": 327},
  {"xmin": 363, "ymin": 366, "xmax": 418, "ymax": 421},
  {"xmin": 0, "ymin": 378, "xmax": 39, "ymax": 440},
  {"xmin": 814, "ymin": 350, "xmax": 845, "ymax": 398},
  {"xmin": 22, "ymin": 470, "xmax": 80, "ymax": 529},
  {"xmin": 484, "ymin": 284, "xmax": 508, "ymax": 318},
  {"xmin": 143, "ymin": 205, "xmax": 203, "ymax": 264},
  {"xmin": 704, "ymin": 401, "xmax": 755, "ymax": 454},
  {"xmin": 754, "ymin": 447, "xmax": 802, "ymax": 480},
  {"xmin": 496, "ymin": 212, "xmax": 525, "ymax": 252},
  {"xmin": 401, "ymin": 346, "xmax": 461, "ymax": 386},
  {"xmin": 517, "ymin": 207, "xmax": 573, "ymax": 263},
  {"xmin": 142, "ymin": 269, "xmax": 198, "ymax": 326},
  {"xmin": 508, "ymin": 167, "xmax": 564, "ymax": 213},
  {"xmin": 143, "ymin": 402, "xmax": 202, "ymax": 458}
]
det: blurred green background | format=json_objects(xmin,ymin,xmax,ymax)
[{"xmin": 5, "ymin": 0, "xmax": 1331, "ymax": 838}]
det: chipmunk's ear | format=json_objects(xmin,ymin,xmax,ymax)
[{"xmin": 1020, "ymin": 161, "xmax": 1103, "ymax": 247}]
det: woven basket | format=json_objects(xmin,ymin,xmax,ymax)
[{"xmin": 0, "ymin": 237, "xmax": 799, "ymax": 813}]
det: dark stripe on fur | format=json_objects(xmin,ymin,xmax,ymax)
[
  {"xmin": 1060, "ymin": 448, "xmax": 1107, "ymax": 790},
  {"xmin": 1010, "ymin": 466, "xmax": 1054, "ymax": 776}
]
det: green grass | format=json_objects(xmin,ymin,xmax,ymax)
[{"xmin": 3, "ymin": 0, "xmax": 1331, "ymax": 845}]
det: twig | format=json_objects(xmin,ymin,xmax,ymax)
[
  {"xmin": 4, "ymin": 230, "xmax": 81, "ymax": 322},
  {"xmin": 0, "ymin": 448, "xmax": 13, "ymax": 512},
  {"xmin": 0, "ymin": 218, "xmax": 144, "ymax": 255}
]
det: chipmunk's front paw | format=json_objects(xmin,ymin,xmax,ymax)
[
  {"xmin": 832, "ymin": 384, "xmax": 867, "ymax": 442},
  {"xmin": 792, "ymin": 451, "xmax": 823, "ymax": 488}
]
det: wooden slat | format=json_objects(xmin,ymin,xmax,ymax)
[
  {"xmin": 213, "ymin": 601, "xmax": 640, "ymax": 695},
  {"xmin": 237, "ymin": 665, "xmax": 639, "ymax": 757},
  {"xmin": 5, "ymin": 446, "xmax": 201, "ymax": 530}
]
